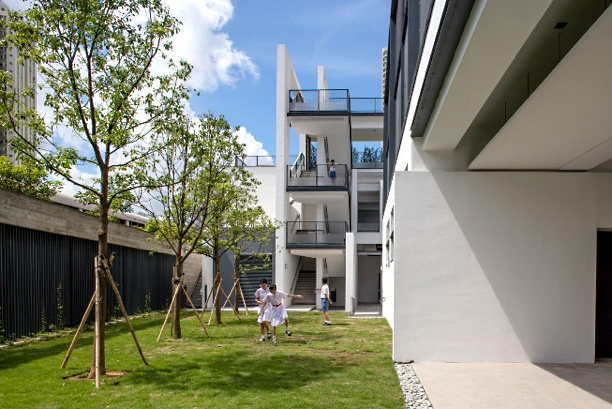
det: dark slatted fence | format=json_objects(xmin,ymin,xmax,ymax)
[{"xmin": 0, "ymin": 223, "xmax": 174, "ymax": 341}]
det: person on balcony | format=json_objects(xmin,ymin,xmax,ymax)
[{"xmin": 329, "ymin": 159, "xmax": 337, "ymax": 183}]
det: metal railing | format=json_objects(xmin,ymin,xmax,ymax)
[
  {"xmin": 290, "ymin": 256, "xmax": 304, "ymax": 295},
  {"xmin": 350, "ymin": 97, "xmax": 384, "ymax": 114},
  {"xmin": 286, "ymin": 221, "xmax": 347, "ymax": 248},
  {"xmin": 289, "ymin": 89, "xmax": 350, "ymax": 113},
  {"xmin": 352, "ymin": 161, "xmax": 383, "ymax": 169},
  {"xmin": 286, "ymin": 163, "xmax": 349, "ymax": 190},
  {"xmin": 235, "ymin": 155, "xmax": 276, "ymax": 167}
]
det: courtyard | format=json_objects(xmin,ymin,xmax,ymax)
[{"xmin": 0, "ymin": 311, "xmax": 403, "ymax": 408}]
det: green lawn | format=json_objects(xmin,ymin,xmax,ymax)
[{"xmin": 0, "ymin": 310, "xmax": 403, "ymax": 408}]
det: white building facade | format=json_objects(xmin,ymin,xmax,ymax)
[
  {"xmin": 383, "ymin": 0, "xmax": 612, "ymax": 363},
  {"xmin": 275, "ymin": 45, "xmax": 384, "ymax": 312}
]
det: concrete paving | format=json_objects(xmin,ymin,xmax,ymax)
[{"xmin": 412, "ymin": 362, "xmax": 612, "ymax": 409}]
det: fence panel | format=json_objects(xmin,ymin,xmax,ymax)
[{"xmin": 0, "ymin": 223, "xmax": 174, "ymax": 341}]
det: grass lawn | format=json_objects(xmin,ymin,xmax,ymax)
[{"xmin": 0, "ymin": 310, "xmax": 403, "ymax": 408}]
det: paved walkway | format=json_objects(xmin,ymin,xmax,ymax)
[{"xmin": 412, "ymin": 362, "xmax": 612, "ymax": 409}]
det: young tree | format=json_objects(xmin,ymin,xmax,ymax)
[
  {"xmin": 0, "ymin": 0, "xmax": 191, "ymax": 375},
  {"xmin": 204, "ymin": 163, "xmax": 271, "ymax": 324},
  {"xmin": 0, "ymin": 155, "xmax": 61, "ymax": 199},
  {"xmin": 141, "ymin": 112, "xmax": 244, "ymax": 339},
  {"xmin": 227, "ymin": 204, "xmax": 277, "ymax": 315}
]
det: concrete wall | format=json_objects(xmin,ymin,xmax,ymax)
[
  {"xmin": 388, "ymin": 171, "xmax": 612, "ymax": 363},
  {"xmin": 0, "ymin": 189, "xmax": 202, "ymax": 294},
  {"xmin": 249, "ymin": 166, "xmax": 277, "ymax": 218}
]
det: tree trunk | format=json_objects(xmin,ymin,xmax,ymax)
[
  {"xmin": 88, "ymin": 190, "xmax": 109, "ymax": 378},
  {"xmin": 233, "ymin": 253, "xmax": 240, "ymax": 315},
  {"xmin": 214, "ymin": 248, "xmax": 222, "ymax": 324},
  {"xmin": 171, "ymin": 261, "xmax": 183, "ymax": 339}
]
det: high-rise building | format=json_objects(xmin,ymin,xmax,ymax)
[{"xmin": 0, "ymin": 1, "xmax": 37, "ymax": 164}]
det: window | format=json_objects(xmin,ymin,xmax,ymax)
[{"xmin": 385, "ymin": 207, "xmax": 395, "ymax": 265}]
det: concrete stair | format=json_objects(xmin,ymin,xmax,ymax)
[{"xmin": 292, "ymin": 270, "xmax": 316, "ymax": 304}]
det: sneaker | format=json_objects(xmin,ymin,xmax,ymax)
[
  {"xmin": 267, "ymin": 332, "xmax": 272, "ymax": 339},
  {"xmin": 259, "ymin": 336, "xmax": 265, "ymax": 342},
  {"xmin": 273, "ymin": 340, "xmax": 278, "ymax": 345},
  {"xmin": 285, "ymin": 330, "xmax": 292, "ymax": 336}
]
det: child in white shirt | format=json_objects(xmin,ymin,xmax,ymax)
[
  {"xmin": 254, "ymin": 279, "xmax": 272, "ymax": 341},
  {"xmin": 259, "ymin": 284, "xmax": 303, "ymax": 345}
]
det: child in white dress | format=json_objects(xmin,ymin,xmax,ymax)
[
  {"xmin": 254, "ymin": 279, "xmax": 272, "ymax": 341},
  {"xmin": 259, "ymin": 284, "xmax": 303, "ymax": 345}
]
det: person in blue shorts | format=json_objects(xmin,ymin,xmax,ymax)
[{"xmin": 321, "ymin": 277, "xmax": 333, "ymax": 325}]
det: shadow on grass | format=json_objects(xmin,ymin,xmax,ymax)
[
  {"xmin": 0, "ymin": 314, "xmax": 167, "ymax": 370},
  {"xmin": 129, "ymin": 347, "xmax": 356, "ymax": 394}
]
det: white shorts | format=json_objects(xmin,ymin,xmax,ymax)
[
  {"xmin": 268, "ymin": 304, "xmax": 288, "ymax": 327},
  {"xmin": 257, "ymin": 304, "xmax": 271, "ymax": 323}
]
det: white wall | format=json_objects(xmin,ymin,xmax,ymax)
[
  {"xmin": 345, "ymin": 232, "xmax": 357, "ymax": 311},
  {"xmin": 249, "ymin": 167, "xmax": 277, "ymax": 218},
  {"xmin": 389, "ymin": 171, "xmax": 612, "ymax": 363}
]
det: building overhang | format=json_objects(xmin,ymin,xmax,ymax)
[
  {"xmin": 421, "ymin": 0, "xmax": 554, "ymax": 150},
  {"xmin": 470, "ymin": 5, "xmax": 612, "ymax": 170},
  {"xmin": 288, "ymin": 248, "xmax": 345, "ymax": 258}
]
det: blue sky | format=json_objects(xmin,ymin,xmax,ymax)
[{"xmin": 184, "ymin": 0, "xmax": 391, "ymax": 156}]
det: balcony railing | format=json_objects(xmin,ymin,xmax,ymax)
[
  {"xmin": 287, "ymin": 163, "xmax": 349, "ymax": 190},
  {"xmin": 235, "ymin": 155, "xmax": 276, "ymax": 167},
  {"xmin": 289, "ymin": 89, "xmax": 350, "ymax": 113},
  {"xmin": 286, "ymin": 221, "xmax": 347, "ymax": 248},
  {"xmin": 288, "ymin": 89, "xmax": 383, "ymax": 115},
  {"xmin": 350, "ymin": 97, "xmax": 383, "ymax": 114}
]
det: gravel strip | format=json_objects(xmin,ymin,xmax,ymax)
[{"xmin": 395, "ymin": 363, "xmax": 433, "ymax": 408}]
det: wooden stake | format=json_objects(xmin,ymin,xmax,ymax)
[
  {"xmin": 207, "ymin": 279, "xmax": 222, "ymax": 325},
  {"xmin": 220, "ymin": 279, "xmax": 238, "ymax": 310},
  {"xmin": 181, "ymin": 286, "xmax": 211, "ymax": 338},
  {"xmin": 157, "ymin": 281, "xmax": 182, "ymax": 342},
  {"xmin": 94, "ymin": 257, "xmax": 101, "ymax": 389},
  {"xmin": 61, "ymin": 293, "xmax": 95, "ymax": 369},
  {"xmin": 236, "ymin": 280, "xmax": 249, "ymax": 315},
  {"xmin": 100, "ymin": 259, "xmax": 148, "ymax": 365},
  {"xmin": 219, "ymin": 283, "xmax": 241, "ymax": 321}
]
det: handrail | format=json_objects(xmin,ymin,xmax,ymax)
[
  {"xmin": 290, "ymin": 152, "xmax": 305, "ymax": 178},
  {"xmin": 291, "ymin": 213, "xmax": 301, "ymax": 233},
  {"xmin": 323, "ymin": 205, "xmax": 330, "ymax": 235},
  {"xmin": 286, "ymin": 163, "xmax": 349, "ymax": 190},
  {"xmin": 324, "ymin": 136, "xmax": 329, "ymax": 166},
  {"xmin": 290, "ymin": 256, "xmax": 303, "ymax": 295}
]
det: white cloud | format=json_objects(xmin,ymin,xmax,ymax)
[
  {"xmin": 234, "ymin": 126, "xmax": 269, "ymax": 157},
  {"xmin": 164, "ymin": 0, "xmax": 259, "ymax": 92}
]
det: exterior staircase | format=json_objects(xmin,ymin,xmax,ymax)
[
  {"xmin": 292, "ymin": 270, "xmax": 316, "ymax": 304},
  {"xmin": 190, "ymin": 273, "xmax": 203, "ymax": 308}
]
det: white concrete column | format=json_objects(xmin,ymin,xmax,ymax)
[
  {"xmin": 202, "ymin": 255, "xmax": 214, "ymax": 309},
  {"xmin": 345, "ymin": 232, "xmax": 357, "ymax": 313},
  {"xmin": 315, "ymin": 258, "xmax": 324, "ymax": 309}
]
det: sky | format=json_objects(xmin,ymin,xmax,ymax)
[{"xmin": 5, "ymin": 0, "xmax": 390, "ymax": 174}]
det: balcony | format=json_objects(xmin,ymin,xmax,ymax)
[
  {"xmin": 286, "ymin": 221, "xmax": 347, "ymax": 249},
  {"xmin": 288, "ymin": 90, "xmax": 384, "ymax": 116},
  {"xmin": 349, "ymin": 97, "xmax": 383, "ymax": 115},
  {"xmin": 287, "ymin": 163, "xmax": 349, "ymax": 191},
  {"xmin": 289, "ymin": 89, "xmax": 349, "ymax": 114}
]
